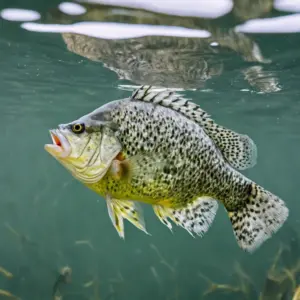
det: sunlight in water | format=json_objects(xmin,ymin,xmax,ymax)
[
  {"xmin": 77, "ymin": 0, "xmax": 234, "ymax": 18},
  {"xmin": 58, "ymin": 2, "xmax": 87, "ymax": 15},
  {"xmin": 21, "ymin": 22, "xmax": 212, "ymax": 39},
  {"xmin": 275, "ymin": 0, "xmax": 300, "ymax": 12},
  {"xmin": 235, "ymin": 13, "xmax": 300, "ymax": 33},
  {"xmin": 0, "ymin": 8, "xmax": 40, "ymax": 21}
]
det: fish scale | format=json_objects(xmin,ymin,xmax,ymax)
[{"xmin": 109, "ymin": 102, "xmax": 235, "ymax": 205}]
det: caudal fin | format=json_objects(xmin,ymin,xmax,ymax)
[{"xmin": 228, "ymin": 183, "xmax": 289, "ymax": 252}]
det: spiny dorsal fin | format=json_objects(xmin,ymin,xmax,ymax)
[
  {"xmin": 131, "ymin": 85, "xmax": 210, "ymax": 123},
  {"xmin": 131, "ymin": 85, "xmax": 257, "ymax": 170}
]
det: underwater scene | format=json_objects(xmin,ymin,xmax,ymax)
[{"xmin": 1, "ymin": 0, "xmax": 300, "ymax": 299}]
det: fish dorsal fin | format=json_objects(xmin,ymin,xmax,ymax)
[{"xmin": 131, "ymin": 86, "xmax": 257, "ymax": 170}]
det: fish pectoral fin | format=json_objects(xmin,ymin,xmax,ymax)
[
  {"xmin": 118, "ymin": 153, "xmax": 166, "ymax": 182},
  {"xmin": 106, "ymin": 196, "xmax": 149, "ymax": 237},
  {"xmin": 153, "ymin": 197, "xmax": 219, "ymax": 238}
]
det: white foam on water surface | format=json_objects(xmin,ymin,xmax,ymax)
[
  {"xmin": 235, "ymin": 14, "xmax": 300, "ymax": 33},
  {"xmin": 76, "ymin": 0, "xmax": 233, "ymax": 18},
  {"xmin": 58, "ymin": 2, "xmax": 87, "ymax": 15},
  {"xmin": 0, "ymin": 8, "xmax": 40, "ymax": 21},
  {"xmin": 274, "ymin": 0, "xmax": 300, "ymax": 12},
  {"xmin": 21, "ymin": 21, "xmax": 212, "ymax": 39}
]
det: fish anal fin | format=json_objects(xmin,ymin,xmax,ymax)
[
  {"xmin": 106, "ymin": 197, "xmax": 125, "ymax": 239},
  {"xmin": 153, "ymin": 205, "xmax": 173, "ymax": 232},
  {"xmin": 153, "ymin": 197, "xmax": 218, "ymax": 238}
]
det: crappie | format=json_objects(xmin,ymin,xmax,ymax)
[{"xmin": 45, "ymin": 86, "xmax": 288, "ymax": 252}]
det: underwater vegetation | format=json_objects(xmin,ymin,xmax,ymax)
[
  {"xmin": 199, "ymin": 226, "xmax": 300, "ymax": 300},
  {"xmin": 0, "ymin": 223, "xmax": 299, "ymax": 299}
]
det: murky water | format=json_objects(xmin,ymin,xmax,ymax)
[{"xmin": 1, "ymin": 0, "xmax": 300, "ymax": 299}]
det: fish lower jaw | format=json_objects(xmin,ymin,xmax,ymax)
[
  {"xmin": 45, "ymin": 129, "xmax": 71, "ymax": 158},
  {"xmin": 44, "ymin": 144, "xmax": 68, "ymax": 158}
]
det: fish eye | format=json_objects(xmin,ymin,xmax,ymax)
[{"xmin": 71, "ymin": 123, "xmax": 85, "ymax": 134}]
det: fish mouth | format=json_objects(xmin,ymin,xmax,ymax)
[{"xmin": 44, "ymin": 129, "xmax": 71, "ymax": 158}]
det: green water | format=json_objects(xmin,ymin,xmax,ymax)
[{"xmin": 1, "ymin": 1, "xmax": 300, "ymax": 299}]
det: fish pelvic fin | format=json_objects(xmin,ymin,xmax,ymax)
[
  {"xmin": 153, "ymin": 197, "xmax": 219, "ymax": 237},
  {"xmin": 106, "ymin": 196, "xmax": 125, "ymax": 239},
  {"xmin": 131, "ymin": 85, "xmax": 257, "ymax": 170},
  {"xmin": 106, "ymin": 196, "xmax": 149, "ymax": 238},
  {"xmin": 227, "ymin": 183, "xmax": 289, "ymax": 253}
]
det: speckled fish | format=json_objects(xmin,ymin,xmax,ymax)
[{"xmin": 45, "ymin": 86, "xmax": 289, "ymax": 252}]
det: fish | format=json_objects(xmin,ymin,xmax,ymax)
[
  {"xmin": 52, "ymin": 266, "xmax": 72, "ymax": 299},
  {"xmin": 45, "ymin": 85, "xmax": 289, "ymax": 252}
]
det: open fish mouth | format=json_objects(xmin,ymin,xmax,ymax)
[{"xmin": 44, "ymin": 129, "xmax": 71, "ymax": 158}]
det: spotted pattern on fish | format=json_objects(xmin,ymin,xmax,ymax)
[
  {"xmin": 131, "ymin": 85, "xmax": 257, "ymax": 170},
  {"xmin": 93, "ymin": 100, "xmax": 251, "ymax": 210}
]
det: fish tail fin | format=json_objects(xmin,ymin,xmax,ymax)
[
  {"xmin": 153, "ymin": 197, "xmax": 219, "ymax": 237},
  {"xmin": 227, "ymin": 183, "xmax": 289, "ymax": 252}
]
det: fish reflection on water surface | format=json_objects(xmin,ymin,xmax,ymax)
[
  {"xmin": 45, "ymin": 85, "xmax": 288, "ymax": 253},
  {"xmin": 45, "ymin": 0, "xmax": 280, "ymax": 93}
]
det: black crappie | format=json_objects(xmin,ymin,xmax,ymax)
[{"xmin": 45, "ymin": 86, "xmax": 288, "ymax": 252}]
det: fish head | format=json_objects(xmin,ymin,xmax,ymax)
[{"xmin": 45, "ymin": 117, "xmax": 122, "ymax": 184}]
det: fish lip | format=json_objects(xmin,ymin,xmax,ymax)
[{"xmin": 44, "ymin": 129, "xmax": 71, "ymax": 158}]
